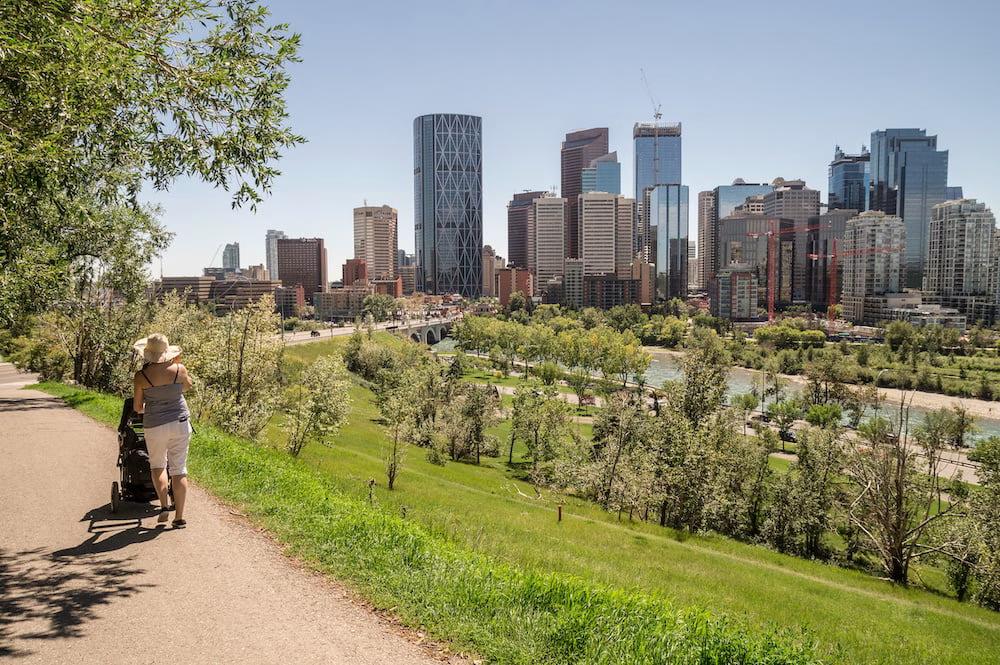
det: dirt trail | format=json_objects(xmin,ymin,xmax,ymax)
[{"xmin": 0, "ymin": 364, "xmax": 459, "ymax": 664}]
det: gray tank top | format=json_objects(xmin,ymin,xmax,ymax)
[{"xmin": 141, "ymin": 368, "xmax": 190, "ymax": 429}]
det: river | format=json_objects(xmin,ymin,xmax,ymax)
[{"xmin": 431, "ymin": 338, "xmax": 1000, "ymax": 443}]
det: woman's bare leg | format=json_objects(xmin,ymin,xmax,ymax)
[
  {"xmin": 172, "ymin": 474, "xmax": 188, "ymax": 521},
  {"xmin": 151, "ymin": 467, "xmax": 170, "ymax": 522}
]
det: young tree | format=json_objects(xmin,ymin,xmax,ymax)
[
  {"xmin": 362, "ymin": 293, "xmax": 396, "ymax": 323},
  {"xmin": 591, "ymin": 392, "xmax": 652, "ymax": 513},
  {"xmin": 284, "ymin": 356, "xmax": 352, "ymax": 457},
  {"xmin": 379, "ymin": 377, "xmax": 423, "ymax": 489},
  {"xmin": 676, "ymin": 329, "xmax": 730, "ymax": 426},
  {"xmin": 440, "ymin": 382, "xmax": 500, "ymax": 464},
  {"xmin": 768, "ymin": 399, "xmax": 803, "ymax": 451},
  {"xmin": 732, "ymin": 392, "xmax": 760, "ymax": 437}
]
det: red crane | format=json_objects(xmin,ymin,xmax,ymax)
[
  {"xmin": 746, "ymin": 221, "xmax": 827, "ymax": 321},
  {"xmin": 808, "ymin": 241, "xmax": 906, "ymax": 322}
]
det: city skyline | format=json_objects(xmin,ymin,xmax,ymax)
[{"xmin": 143, "ymin": 0, "xmax": 1000, "ymax": 277}]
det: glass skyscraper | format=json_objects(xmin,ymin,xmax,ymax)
[
  {"xmin": 634, "ymin": 122, "xmax": 682, "ymax": 261},
  {"xmin": 828, "ymin": 146, "xmax": 870, "ymax": 212},
  {"xmin": 869, "ymin": 128, "xmax": 948, "ymax": 288},
  {"xmin": 413, "ymin": 113, "xmax": 483, "ymax": 297},
  {"xmin": 581, "ymin": 152, "xmax": 621, "ymax": 195},
  {"xmin": 649, "ymin": 184, "xmax": 689, "ymax": 301}
]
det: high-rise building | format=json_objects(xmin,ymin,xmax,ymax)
[
  {"xmin": 634, "ymin": 122, "xmax": 682, "ymax": 261},
  {"xmin": 581, "ymin": 152, "xmax": 621, "ymax": 195},
  {"xmin": 414, "ymin": 113, "xmax": 483, "ymax": 297},
  {"xmin": 342, "ymin": 258, "xmax": 368, "ymax": 286},
  {"xmin": 697, "ymin": 190, "xmax": 716, "ymax": 289},
  {"xmin": 828, "ymin": 146, "xmax": 870, "ymax": 212},
  {"xmin": 276, "ymin": 237, "xmax": 328, "ymax": 304},
  {"xmin": 869, "ymin": 128, "xmax": 949, "ymax": 288},
  {"xmin": 805, "ymin": 209, "xmax": 857, "ymax": 313},
  {"xmin": 563, "ymin": 259, "xmax": 585, "ymax": 309},
  {"xmin": 530, "ymin": 196, "xmax": 566, "ymax": 294},
  {"xmin": 840, "ymin": 211, "xmax": 905, "ymax": 325},
  {"xmin": 687, "ymin": 241, "xmax": 699, "ymax": 292},
  {"xmin": 245, "ymin": 264, "xmax": 269, "ymax": 281},
  {"xmin": 265, "ymin": 230, "xmax": 286, "ymax": 281},
  {"xmin": 481, "ymin": 245, "xmax": 497, "ymax": 298},
  {"xmin": 578, "ymin": 193, "xmax": 633, "ymax": 277},
  {"xmin": 946, "ymin": 186, "xmax": 964, "ymax": 201},
  {"xmin": 353, "ymin": 205, "xmax": 398, "ymax": 279},
  {"xmin": 715, "ymin": 215, "xmax": 794, "ymax": 308},
  {"xmin": 705, "ymin": 180, "xmax": 774, "ymax": 283},
  {"xmin": 507, "ymin": 190, "xmax": 546, "ymax": 269},
  {"xmin": 222, "ymin": 242, "xmax": 240, "ymax": 271},
  {"xmin": 923, "ymin": 199, "xmax": 998, "ymax": 324},
  {"xmin": 711, "ymin": 266, "xmax": 759, "ymax": 321},
  {"xmin": 399, "ymin": 264, "xmax": 417, "ymax": 296},
  {"xmin": 561, "ymin": 128, "xmax": 609, "ymax": 258},
  {"xmin": 648, "ymin": 184, "xmax": 689, "ymax": 301},
  {"xmin": 763, "ymin": 179, "xmax": 821, "ymax": 302}
]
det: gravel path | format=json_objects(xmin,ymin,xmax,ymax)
[{"xmin": 0, "ymin": 364, "xmax": 460, "ymax": 664}]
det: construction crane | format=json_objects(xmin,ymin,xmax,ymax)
[
  {"xmin": 746, "ymin": 221, "xmax": 828, "ymax": 321},
  {"xmin": 809, "ymin": 241, "xmax": 906, "ymax": 322}
]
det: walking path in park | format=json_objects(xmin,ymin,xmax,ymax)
[{"xmin": 0, "ymin": 363, "xmax": 460, "ymax": 664}]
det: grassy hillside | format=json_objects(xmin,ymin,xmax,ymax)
[{"xmin": 274, "ymin": 335, "xmax": 1000, "ymax": 665}]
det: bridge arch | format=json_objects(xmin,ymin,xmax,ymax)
[
  {"xmin": 410, "ymin": 332, "xmax": 422, "ymax": 343},
  {"xmin": 425, "ymin": 327, "xmax": 439, "ymax": 345}
]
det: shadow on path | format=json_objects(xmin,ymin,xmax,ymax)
[
  {"xmin": 0, "ymin": 504, "xmax": 164, "ymax": 658},
  {"xmin": 0, "ymin": 397, "xmax": 64, "ymax": 413}
]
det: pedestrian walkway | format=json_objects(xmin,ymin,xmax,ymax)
[{"xmin": 0, "ymin": 363, "xmax": 457, "ymax": 664}]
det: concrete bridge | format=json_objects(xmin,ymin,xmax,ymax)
[{"xmin": 385, "ymin": 317, "xmax": 456, "ymax": 345}]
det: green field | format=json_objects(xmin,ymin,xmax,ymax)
[{"xmin": 272, "ymin": 335, "xmax": 1000, "ymax": 665}]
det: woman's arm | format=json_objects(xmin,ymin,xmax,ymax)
[
  {"xmin": 132, "ymin": 374, "xmax": 145, "ymax": 414},
  {"xmin": 176, "ymin": 363, "xmax": 194, "ymax": 391}
]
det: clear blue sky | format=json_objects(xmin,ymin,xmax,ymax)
[{"xmin": 150, "ymin": 0, "xmax": 1000, "ymax": 278}]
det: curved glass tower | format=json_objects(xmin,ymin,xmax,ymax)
[{"xmin": 414, "ymin": 114, "xmax": 483, "ymax": 297}]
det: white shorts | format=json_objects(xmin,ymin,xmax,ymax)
[{"xmin": 145, "ymin": 419, "xmax": 192, "ymax": 476}]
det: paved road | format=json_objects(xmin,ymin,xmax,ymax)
[{"xmin": 0, "ymin": 364, "xmax": 457, "ymax": 664}]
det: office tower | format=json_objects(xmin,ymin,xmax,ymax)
[
  {"xmin": 507, "ymin": 190, "xmax": 547, "ymax": 269},
  {"xmin": 222, "ymin": 242, "xmax": 240, "ymax": 271},
  {"xmin": 715, "ymin": 215, "xmax": 794, "ymax": 308},
  {"xmin": 840, "ymin": 212, "xmax": 905, "ymax": 324},
  {"xmin": 829, "ymin": 146, "xmax": 870, "ymax": 212},
  {"xmin": 529, "ymin": 196, "xmax": 566, "ymax": 294},
  {"xmin": 414, "ymin": 113, "xmax": 483, "ymax": 297},
  {"xmin": 276, "ymin": 238, "xmax": 328, "ymax": 304},
  {"xmin": 869, "ymin": 128, "xmax": 949, "ymax": 288},
  {"xmin": 705, "ymin": 180, "xmax": 774, "ymax": 282},
  {"xmin": 697, "ymin": 190, "xmax": 715, "ymax": 288},
  {"xmin": 481, "ymin": 245, "xmax": 496, "ymax": 297},
  {"xmin": 265, "ymin": 229, "xmax": 286, "ymax": 281},
  {"xmin": 563, "ymin": 259, "xmax": 585, "ymax": 309},
  {"xmin": 634, "ymin": 122, "xmax": 682, "ymax": 260},
  {"xmin": 924, "ymin": 199, "xmax": 998, "ymax": 324},
  {"xmin": 353, "ymin": 205, "xmax": 398, "ymax": 279},
  {"xmin": 245, "ymin": 264, "xmax": 269, "ymax": 281},
  {"xmin": 688, "ymin": 242, "xmax": 698, "ymax": 291},
  {"xmin": 763, "ymin": 179, "xmax": 821, "ymax": 302},
  {"xmin": 561, "ymin": 128, "xmax": 609, "ymax": 258},
  {"xmin": 805, "ymin": 209, "xmax": 857, "ymax": 312},
  {"xmin": 648, "ymin": 184, "xmax": 689, "ymax": 301},
  {"xmin": 399, "ymin": 264, "xmax": 416, "ymax": 296},
  {"xmin": 946, "ymin": 186, "xmax": 964, "ymax": 201},
  {"xmin": 578, "ymin": 193, "xmax": 634, "ymax": 277},
  {"xmin": 581, "ymin": 152, "xmax": 621, "ymax": 195},
  {"xmin": 342, "ymin": 258, "xmax": 368, "ymax": 286}
]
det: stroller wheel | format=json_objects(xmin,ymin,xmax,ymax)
[{"xmin": 111, "ymin": 481, "xmax": 121, "ymax": 514}]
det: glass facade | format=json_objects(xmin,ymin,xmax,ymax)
[
  {"xmin": 581, "ymin": 153, "xmax": 621, "ymax": 195},
  {"xmin": 714, "ymin": 182, "xmax": 774, "ymax": 220},
  {"xmin": 649, "ymin": 184, "xmax": 689, "ymax": 301},
  {"xmin": 413, "ymin": 114, "xmax": 483, "ymax": 297},
  {"xmin": 870, "ymin": 129, "xmax": 948, "ymax": 288},
  {"xmin": 828, "ymin": 147, "xmax": 870, "ymax": 212},
  {"xmin": 633, "ymin": 124, "xmax": 681, "ymax": 197}
]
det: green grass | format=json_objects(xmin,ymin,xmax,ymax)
[
  {"xmin": 276, "ymin": 341, "xmax": 1000, "ymax": 665},
  {"xmin": 35, "ymin": 381, "xmax": 819, "ymax": 665}
]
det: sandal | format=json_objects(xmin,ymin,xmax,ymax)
[
  {"xmin": 157, "ymin": 508, "xmax": 170, "ymax": 524},
  {"xmin": 172, "ymin": 519, "xmax": 187, "ymax": 529}
]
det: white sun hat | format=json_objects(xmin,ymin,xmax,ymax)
[{"xmin": 134, "ymin": 333, "xmax": 182, "ymax": 364}]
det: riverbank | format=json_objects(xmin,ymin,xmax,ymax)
[{"xmin": 644, "ymin": 347, "xmax": 1000, "ymax": 422}]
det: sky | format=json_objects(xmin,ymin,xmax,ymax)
[{"xmin": 149, "ymin": 0, "xmax": 1000, "ymax": 278}]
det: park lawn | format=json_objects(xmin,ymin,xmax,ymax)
[{"xmin": 272, "ymin": 341, "xmax": 1000, "ymax": 665}]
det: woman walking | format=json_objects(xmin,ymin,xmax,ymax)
[{"xmin": 133, "ymin": 333, "xmax": 193, "ymax": 528}]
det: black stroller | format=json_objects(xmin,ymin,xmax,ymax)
[{"xmin": 111, "ymin": 397, "xmax": 170, "ymax": 513}]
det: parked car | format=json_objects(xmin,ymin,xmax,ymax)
[{"xmin": 310, "ymin": 329, "xmax": 321, "ymax": 337}]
